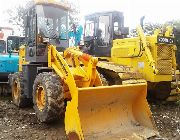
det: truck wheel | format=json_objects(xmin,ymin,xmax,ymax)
[
  {"xmin": 33, "ymin": 72, "xmax": 64, "ymax": 123},
  {"xmin": 11, "ymin": 72, "xmax": 29, "ymax": 107}
]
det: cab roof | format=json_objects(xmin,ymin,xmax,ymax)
[
  {"xmin": 34, "ymin": 0, "xmax": 72, "ymax": 11},
  {"xmin": 85, "ymin": 11, "xmax": 123, "ymax": 19}
]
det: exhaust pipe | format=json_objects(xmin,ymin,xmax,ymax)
[{"xmin": 140, "ymin": 16, "xmax": 145, "ymax": 28}]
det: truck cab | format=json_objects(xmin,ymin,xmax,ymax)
[{"xmin": 0, "ymin": 36, "xmax": 25, "ymax": 84}]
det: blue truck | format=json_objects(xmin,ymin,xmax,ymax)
[{"xmin": 0, "ymin": 36, "xmax": 25, "ymax": 95}]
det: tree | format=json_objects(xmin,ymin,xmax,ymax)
[
  {"xmin": 6, "ymin": 0, "xmax": 31, "ymax": 36},
  {"xmin": 140, "ymin": 20, "xmax": 180, "ymax": 35},
  {"xmin": 169, "ymin": 20, "xmax": 180, "ymax": 35},
  {"xmin": 143, "ymin": 22, "xmax": 162, "ymax": 35}
]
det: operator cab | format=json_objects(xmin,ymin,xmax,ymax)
[
  {"xmin": 84, "ymin": 11, "xmax": 129, "ymax": 56},
  {"xmin": 7, "ymin": 36, "xmax": 25, "ymax": 54},
  {"xmin": 25, "ymin": 0, "xmax": 70, "ymax": 63}
]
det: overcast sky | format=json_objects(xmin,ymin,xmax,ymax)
[
  {"xmin": 0, "ymin": 0, "xmax": 180, "ymax": 34},
  {"xmin": 79, "ymin": 0, "xmax": 180, "ymax": 27},
  {"xmin": 0, "ymin": 0, "xmax": 28, "ymax": 30}
]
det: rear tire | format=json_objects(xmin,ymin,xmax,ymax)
[
  {"xmin": 33, "ymin": 72, "xmax": 64, "ymax": 123},
  {"xmin": 11, "ymin": 72, "xmax": 30, "ymax": 107}
]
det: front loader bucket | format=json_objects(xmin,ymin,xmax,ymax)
[{"xmin": 73, "ymin": 84, "xmax": 158, "ymax": 140}]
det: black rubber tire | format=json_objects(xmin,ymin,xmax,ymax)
[
  {"xmin": 11, "ymin": 72, "xmax": 30, "ymax": 107},
  {"xmin": 33, "ymin": 72, "xmax": 64, "ymax": 123},
  {"xmin": 151, "ymin": 82, "xmax": 171, "ymax": 100},
  {"xmin": 100, "ymin": 74, "xmax": 109, "ymax": 86}
]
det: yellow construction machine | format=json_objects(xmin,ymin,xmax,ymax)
[
  {"xmin": 84, "ymin": 11, "xmax": 178, "ymax": 100},
  {"xmin": 9, "ymin": 1, "xmax": 158, "ymax": 139}
]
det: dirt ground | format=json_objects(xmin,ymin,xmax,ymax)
[
  {"xmin": 0, "ymin": 97, "xmax": 66, "ymax": 140},
  {"xmin": 150, "ymin": 101, "xmax": 180, "ymax": 140},
  {"xmin": 0, "ymin": 97, "xmax": 179, "ymax": 140}
]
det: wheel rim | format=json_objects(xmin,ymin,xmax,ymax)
[
  {"xmin": 13, "ymin": 80, "xmax": 19, "ymax": 100},
  {"xmin": 36, "ymin": 86, "xmax": 46, "ymax": 111}
]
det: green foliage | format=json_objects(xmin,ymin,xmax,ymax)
[
  {"xmin": 143, "ymin": 22, "xmax": 162, "ymax": 34},
  {"xmin": 129, "ymin": 20, "xmax": 180, "ymax": 36},
  {"xmin": 171, "ymin": 20, "xmax": 180, "ymax": 30},
  {"xmin": 129, "ymin": 22, "xmax": 163, "ymax": 37}
]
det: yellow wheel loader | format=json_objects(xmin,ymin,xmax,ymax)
[
  {"xmin": 84, "ymin": 11, "xmax": 178, "ymax": 100},
  {"xmin": 9, "ymin": 1, "xmax": 158, "ymax": 139}
]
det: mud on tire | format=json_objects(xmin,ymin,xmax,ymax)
[
  {"xmin": 11, "ymin": 72, "xmax": 30, "ymax": 107},
  {"xmin": 33, "ymin": 72, "xmax": 64, "ymax": 123}
]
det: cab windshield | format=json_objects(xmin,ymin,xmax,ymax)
[
  {"xmin": 7, "ymin": 36, "xmax": 25, "ymax": 53},
  {"xmin": 0, "ymin": 40, "xmax": 6, "ymax": 53},
  {"xmin": 36, "ymin": 5, "xmax": 68, "ymax": 40}
]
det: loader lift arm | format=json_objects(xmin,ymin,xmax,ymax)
[
  {"xmin": 48, "ymin": 45, "xmax": 101, "ymax": 90},
  {"xmin": 49, "ymin": 45, "xmax": 84, "ymax": 139},
  {"xmin": 47, "ymin": 45, "xmax": 103, "ymax": 139}
]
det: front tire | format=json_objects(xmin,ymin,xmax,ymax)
[
  {"xmin": 11, "ymin": 72, "xmax": 30, "ymax": 107},
  {"xmin": 33, "ymin": 72, "xmax": 64, "ymax": 123}
]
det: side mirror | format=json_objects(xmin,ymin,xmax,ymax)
[{"xmin": 24, "ymin": 16, "xmax": 31, "ymax": 27}]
